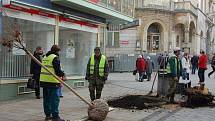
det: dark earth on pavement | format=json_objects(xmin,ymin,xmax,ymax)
[
  {"xmin": 107, "ymin": 94, "xmax": 215, "ymax": 110},
  {"xmin": 107, "ymin": 95, "xmax": 167, "ymax": 110}
]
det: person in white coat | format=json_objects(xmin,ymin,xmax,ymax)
[{"xmin": 181, "ymin": 53, "xmax": 190, "ymax": 80}]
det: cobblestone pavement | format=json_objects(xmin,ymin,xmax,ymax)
[{"xmin": 0, "ymin": 66, "xmax": 215, "ymax": 121}]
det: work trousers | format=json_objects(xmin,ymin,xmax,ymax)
[
  {"xmin": 88, "ymin": 78, "xmax": 104, "ymax": 101},
  {"xmin": 43, "ymin": 87, "xmax": 60, "ymax": 118},
  {"xmin": 167, "ymin": 77, "xmax": 179, "ymax": 98}
]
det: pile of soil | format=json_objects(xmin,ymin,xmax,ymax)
[
  {"xmin": 107, "ymin": 95, "xmax": 167, "ymax": 110},
  {"xmin": 182, "ymin": 86, "xmax": 215, "ymax": 108}
]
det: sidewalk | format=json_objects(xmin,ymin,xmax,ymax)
[{"xmin": 0, "ymin": 67, "xmax": 215, "ymax": 121}]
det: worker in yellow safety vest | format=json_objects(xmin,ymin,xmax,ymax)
[
  {"xmin": 40, "ymin": 45, "xmax": 65, "ymax": 121},
  {"xmin": 85, "ymin": 47, "xmax": 109, "ymax": 101}
]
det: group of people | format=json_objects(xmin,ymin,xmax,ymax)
[
  {"xmin": 164, "ymin": 48, "xmax": 214, "ymax": 103},
  {"xmin": 30, "ymin": 45, "xmax": 109, "ymax": 121},
  {"xmin": 135, "ymin": 47, "xmax": 214, "ymax": 103},
  {"xmin": 135, "ymin": 55, "xmax": 154, "ymax": 82}
]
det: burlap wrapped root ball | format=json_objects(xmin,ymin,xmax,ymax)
[{"xmin": 88, "ymin": 99, "xmax": 109, "ymax": 121}]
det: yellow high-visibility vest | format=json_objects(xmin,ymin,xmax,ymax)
[
  {"xmin": 90, "ymin": 54, "xmax": 106, "ymax": 77},
  {"xmin": 40, "ymin": 54, "xmax": 60, "ymax": 83}
]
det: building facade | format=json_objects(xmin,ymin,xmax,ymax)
[
  {"xmin": 106, "ymin": 0, "xmax": 215, "ymax": 58},
  {"xmin": 0, "ymin": 0, "xmax": 135, "ymax": 101}
]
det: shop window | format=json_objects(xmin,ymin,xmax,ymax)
[
  {"xmin": 107, "ymin": 32, "xmax": 120, "ymax": 47},
  {"xmin": 58, "ymin": 27, "xmax": 97, "ymax": 76},
  {"xmin": 0, "ymin": 16, "xmax": 55, "ymax": 78}
]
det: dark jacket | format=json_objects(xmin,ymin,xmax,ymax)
[
  {"xmin": 158, "ymin": 55, "xmax": 165, "ymax": 66},
  {"xmin": 86, "ymin": 54, "xmax": 109, "ymax": 80},
  {"xmin": 40, "ymin": 51, "xmax": 65, "ymax": 87},
  {"xmin": 191, "ymin": 55, "xmax": 198, "ymax": 67},
  {"xmin": 30, "ymin": 51, "xmax": 42, "ymax": 81}
]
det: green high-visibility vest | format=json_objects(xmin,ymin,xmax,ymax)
[
  {"xmin": 40, "ymin": 54, "xmax": 60, "ymax": 83},
  {"xmin": 90, "ymin": 54, "xmax": 106, "ymax": 77},
  {"xmin": 166, "ymin": 57, "xmax": 180, "ymax": 74}
]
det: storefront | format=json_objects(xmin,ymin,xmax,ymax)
[{"xmin": 0, "ymin": 0, "xmax": 106, "ymax": 101}]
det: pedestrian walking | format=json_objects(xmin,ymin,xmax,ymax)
[
  {"xmin": 165, "ymin": 47, "xmax": 182, "ymax": 103},
  {"xmin": 191, "ymin": 54, "xmax": 198, "ymax": 74},
  {"xmin": 208, "ymin": 53, "xmax": 215, "ymax": 78},
  {"xmin": 181, "ymin": 53, "xmax": 190, "ymax": 80},
  {"xmin": 30, "ymin": 46, "xmax": 43, "ymax": 99},
  {"xmin": 146, "ymin": 56, "xmax": 154, "ymax": 81},
  {"xmin": 40, "ymin": 45, "xmax": 65, "ymax": 121},
  {"xmin": 198, "ymin": 50, "xmax": 208, "ymax": 87},
  {"xmin": 85, "ymin": 47, "xmax": 109, "ymax": 101},
  {"xmin": 136, "ymin": 55, "xmax": 147, "ymax": 82}
]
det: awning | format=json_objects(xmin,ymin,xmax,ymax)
[{"xmin": 51, "ymin": 0, "xmax": 134, "ymax": 24}]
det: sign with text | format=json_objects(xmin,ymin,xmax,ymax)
[{"xmin": 120, "ymin": 40, "xmax": 129, "ymax": 45}]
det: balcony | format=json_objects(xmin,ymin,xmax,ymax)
[
  {"xmin": 136, "ymin": 0, "xmax": 198, "ymax": 16},
  {"xmin": 174, "ymin": 1, "xmax": 198, "ymax": 16},
  {"xmin": 135, "ymin": 0, "xmax": 171, "ymax": 11},
  {"xmin": 51, "ymin": 0, "xmax": 135, "ymax": 24}
]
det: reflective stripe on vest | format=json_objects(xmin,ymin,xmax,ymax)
[
  {"xmin": 40, "ymin": 54, "xmax": 60, "ymax": 83},
  {"xmin": 166, "ymin": 57, "xmax": 180, "ymax": 74},
  {"xmin": 90, "ymin": 54, "xmax": 106, "ymax": 77}
]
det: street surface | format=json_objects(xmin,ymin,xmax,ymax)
[{"xmin": 0, "ymin": 67, "xmax": 215, "ymax": 121}]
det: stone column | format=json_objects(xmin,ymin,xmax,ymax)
[
  {"xmin": 184, "ymin": 27, "xmax": 190, "ymax": 53},
  {"xmin": 195, "ymin": 34, "xmax": 200, "ymax": 55}
]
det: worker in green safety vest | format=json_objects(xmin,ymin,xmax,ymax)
[
  {"xmin": 40, "ymin": 45, "xmax": 65, "ymax": 121},
  {"xmin": 85, "ymin": 47, "xmax": 109, "ymax": 101},
  {"xmin": 165, "ymin": 47, "xmax": 182, "ymax": 103}
]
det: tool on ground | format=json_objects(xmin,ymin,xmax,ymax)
[
  {"xmin": 1, "ymin": 7, "xmax": 109, "ymax": 121},
  {"xmin": 148, "ymin": 71, "xmax": 158, "ymax": 95}
]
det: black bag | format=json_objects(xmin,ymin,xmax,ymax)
[
  {"xmin": 27, "ymin": 78, "xmax": 36, "ymax": 89},
  {"xmin": 142, "ymin": 74, "xmax": 147, "ymax": 79},
  {"xmin": 133, "ymin": 70, "xmax": 137, "ymax": 75}
]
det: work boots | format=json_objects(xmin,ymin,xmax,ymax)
[
  {"xmin": 45, "ymin": 116, "xmax": 52, "ymax": 121},
  {"xmin": 166, "ymin": 94, "xmax": 176, "ymax": 104},
  {"xmin": 169, "ymin": 96, "xmax": 176, "ymax": 104},
  {"xmin": 52, "ymin": 117, "xmax": 65, "ymax": 121}
]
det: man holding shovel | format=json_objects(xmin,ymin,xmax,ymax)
[
  {"xmin": 165, "ymin": 47, "xmax": 182, "ymax": 103},
  {"xmin": 85, "ymin": 47, "xmax": 109, "ymax": 101},
  {"xmin": 40, "ymin": 45, "xmax": 65, "ymax": 121}
]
